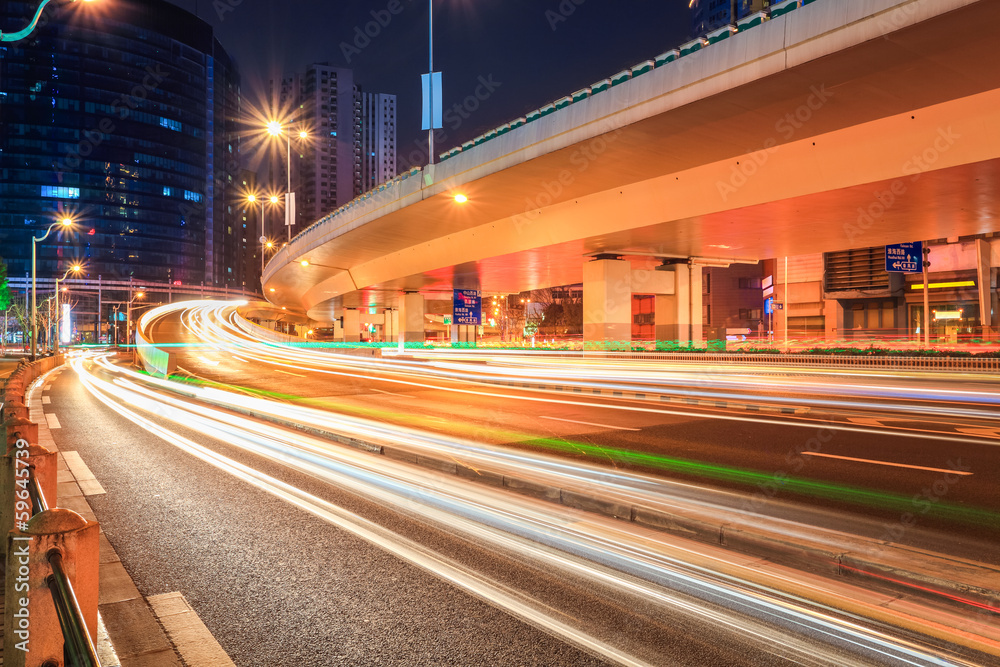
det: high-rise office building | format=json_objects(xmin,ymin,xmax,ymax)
[
  {"xmin": 0, "ymin": 0, "xmax": 249, "ymax": 291},
  {"xmin": 691, "ymin": 0, "xmax": 771, "ymax": 36},
  {"xmin": 271, "ymin": 64, "xmax": 396, "ymax": 237}
]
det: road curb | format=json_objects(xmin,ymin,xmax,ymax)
[
  {"xmin": 486, "ymin": 379, "xmax": 811, "ymax": 414},
  {"xmin": 171, "ymin": 380, "xmax": 1000, "ymax": 615}
]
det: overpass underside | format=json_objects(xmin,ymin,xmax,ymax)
[{"xmin": 263, "ymin": 0, "xmax": 1000, "ymax": 346}]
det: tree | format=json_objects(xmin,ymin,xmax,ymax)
[{"xmin": 0, "ymin": 258, "xmax": 10, "ymax": 311}]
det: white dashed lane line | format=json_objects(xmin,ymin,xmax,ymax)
[
  {"xmin": 801, "ymin": 451, "xmax": 974, "ymax": 475},
  {"xmin": 45, "ymin": 413, "xmax": 62, "ymax": 429},
  {"xmin": 540, "ymin": 416, "xmax": 641, "ymax": 431}
]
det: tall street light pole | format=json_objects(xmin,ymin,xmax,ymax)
[
  {"xmin": 31, "ymin": 217, "xmax": 73, "ymax": 360},
  {"xmin": 428, "ymin": 0, "xmax": 434, "ymax": 164},
  {"xmin": 126, "ymin": 290, "xmax": 144, "ymax": 348},
  {"xmin": 53, "ymin": 264, "xmax": 82, "ymax": 355},
  {"xmin": 266, "ymin": 122, "xmax": 307, "ymax": 243}
]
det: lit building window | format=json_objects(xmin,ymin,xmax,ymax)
[
  {"xmin": 41, "ymin": 186, "xmax": 80, "ymax": 199},
  {"xmin": 160, "ymin": 117, "xmax": 182, "ymax": 131}
]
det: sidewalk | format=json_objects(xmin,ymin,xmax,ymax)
[{"xmin": 3, "ymin": 364, "xmax": 234, "ymax": 666}]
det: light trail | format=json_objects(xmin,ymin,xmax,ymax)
[
  {"xmin": 72, "ymin": 352, "xmax": 994, "ymax": 665},
  {"xmin": 130, "ymin": 303, "xmax": 1000, "ymax": 526},
  {"xmin": 171, "ymin": 302, "xmax": 1000, "ymax": 434}
]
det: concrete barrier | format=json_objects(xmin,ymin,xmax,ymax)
[
  {"xmin": 1, "ymin": 355, "xmax": 101, "ymax": 665},
  {"xmin": 135, "ymin": 310, "xmax": 176, "ymax": 378},
  {"xmin": 4, "ymin": 509, "xmax": 100, "ymax": 665}
]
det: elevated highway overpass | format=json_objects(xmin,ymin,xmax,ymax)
[{"xmin": 262, "ymin": 0, "xmax": 1000, "ymax": 343}]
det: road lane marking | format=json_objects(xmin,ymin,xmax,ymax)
[
  {"xmin": 847, "ymin": 417, "xmax": 884, "ymax": 427},
  {"xmin": 801, "ymin": 452, "xmax": 972, "ymax": 475},
  {"xmin": 275, "ymin": 369, "xmax": 306, "ymax": 377},
  {"xmin": 45, "ymin": 413, "xmax": 62, "ymax": 429},
  {"xmin": 196, "ymin": 356, "xmax": 221, "ymax": 366},
  {"xmin": 539, "ymin": 416, "xmax": 641, "ymax": 431},
  {"xmin": 956, "ymin": 427, "xmax": 1000, "ymax": 438},
  {"xmin": 232, "ymin": 355, "xmax": 251, "ymax": 363},
  {"xmin": 42, "ymin": 396, "xmax": 51, "ymax": 404},
  {"xmin": 372, "ymin": 388, "xmax": 407, "ymax": 398},
  {"xmin": 62, "ymin": 450, "xmax": 107, "ymax": 496}
]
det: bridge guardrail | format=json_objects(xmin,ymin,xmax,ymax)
[
  {"xmin": 586, "ymin": 351, "xmax": 1000, "ymax": 373},
  {"xmin": 2, "ymin": 356, "xmax": 101, "ymax": 665},
  {"xmin": 135, "ymin": 307, "xmax": 176, "ymax": 378}
]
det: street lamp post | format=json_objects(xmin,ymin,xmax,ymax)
[
  {"xmin": 267, "ymin": 123, "xmax": 308, "ymax": 243},
  {"xmin": 126, "ymin": 290, "xmax": 144, "ymax": 348},
  {"xmin": 31, "ymin": 217, "xmax": 73, "ymax": 360},
  {"xmin": 53, "ymin": 264, "xmax": 82, "ymax": 355},
  {"xmin": 428, "ymin": 0, "xmax": 434, "ymax": 164}
]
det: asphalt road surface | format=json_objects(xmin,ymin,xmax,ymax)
[{"xmin": 41, "ymin": 358, "xmax": 922, "ymax": 667}]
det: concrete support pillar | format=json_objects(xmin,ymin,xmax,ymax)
[
  {"xmin": 343, "ymin": 309, "xmax": 361, "ymax": 343},
  {"xmin": 583, "ymin": 258, "xmax": 632, "ymax": 348},
  {"xmin": 383, "ymin": 309, "xmax": 395, "ymax": 342},
  {"xmin": 690, "ymin": 265, "xmax": 704, "ymax": 346},
  {"xmin": 451, "ymin": 325, "xmax": 476, "ymax": 345},
  {"xmin": 398, "ymin": 293, "xmax": 425, "ymax": 346},
  {"xmin": 824, "ymin": 299, "xmax": 845, "ymax": 342},
  {"xmin": 5, "ymin": 509, "xmax": 100, "ymax": 665},
  {"xmin": 655, "ymin": 264, "xmax": 690, "ymax": 344},
  {"xmin": 976, "ymin": 239, "xmax": 994, "ymax": 338}
]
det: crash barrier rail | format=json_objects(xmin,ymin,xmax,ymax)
[
  {"xmin": 233, "ymin": 314, "xmax": 383, "ymax": 358},
  {"xmin": 135, "ymin": 308, "xmax": 176, "ymax": 378},
  {"xmin": 233, "ymin": 313, "xmax": 308, "ymax": 345},
  {"xmin": 2, "ymin": 356, "xmax": 101, "ymax": 666},
  {"xmin": 590, "ymin": 351, "xmax": 1000, "ymax": 372}
]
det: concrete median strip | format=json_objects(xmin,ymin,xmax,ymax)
[{"xmin": 492, "ymin": 378, "xmax": 811, "ymax": 415}]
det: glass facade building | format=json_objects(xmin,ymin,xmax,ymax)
[{"xmin": 0, "ymin": 0, "xmax": 248, "ymax": 290}]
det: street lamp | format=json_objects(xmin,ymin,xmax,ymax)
[
  {"xmin": 0, "ymin": 0, "xmax": 95, "ymax": 43},
  {"xmin": 53, "ymin": 263, "xmax": 82, "ymax": 354},
  {"xmin": 31, "ymin": 217, "xmax": 74, "ymax": 360},
  {"xmin": 258, "ymin": 235, "xmax": 275, "ymax": 276},
  {"xmin": 125, "ymin": 290, "xmax": 144, "ymax": 348},
  {"xmin": 266, "ymin": 121, "xmax": 308, "ymax": 242}
]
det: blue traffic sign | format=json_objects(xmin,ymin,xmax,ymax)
[
  {"xmin": 885, "ymin": 242, "xmax": 922, "ymax": 273},
  {"xmin": 453, "ymin": 289, "xmax": 482, "ymax": 325}
]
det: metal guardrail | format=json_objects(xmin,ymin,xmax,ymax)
[
  {"xmin": 233, "ymin": 313, "xmax": 307, "ymax": 345},
  {"xmin": 47, "ymin": 550, "xmax": 101, "ymax": 667},
  {"xmin": 592, "ymin": 351, "xmax": 1000, "ymax": 372},
  {"xmin": 28, "ymin": 466, "xmax": 49, "ymax": 514}
]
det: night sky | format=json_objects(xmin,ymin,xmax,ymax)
[{"xmin": 165, "ymin": 0, "xmax": 693, "ymax": 168}]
